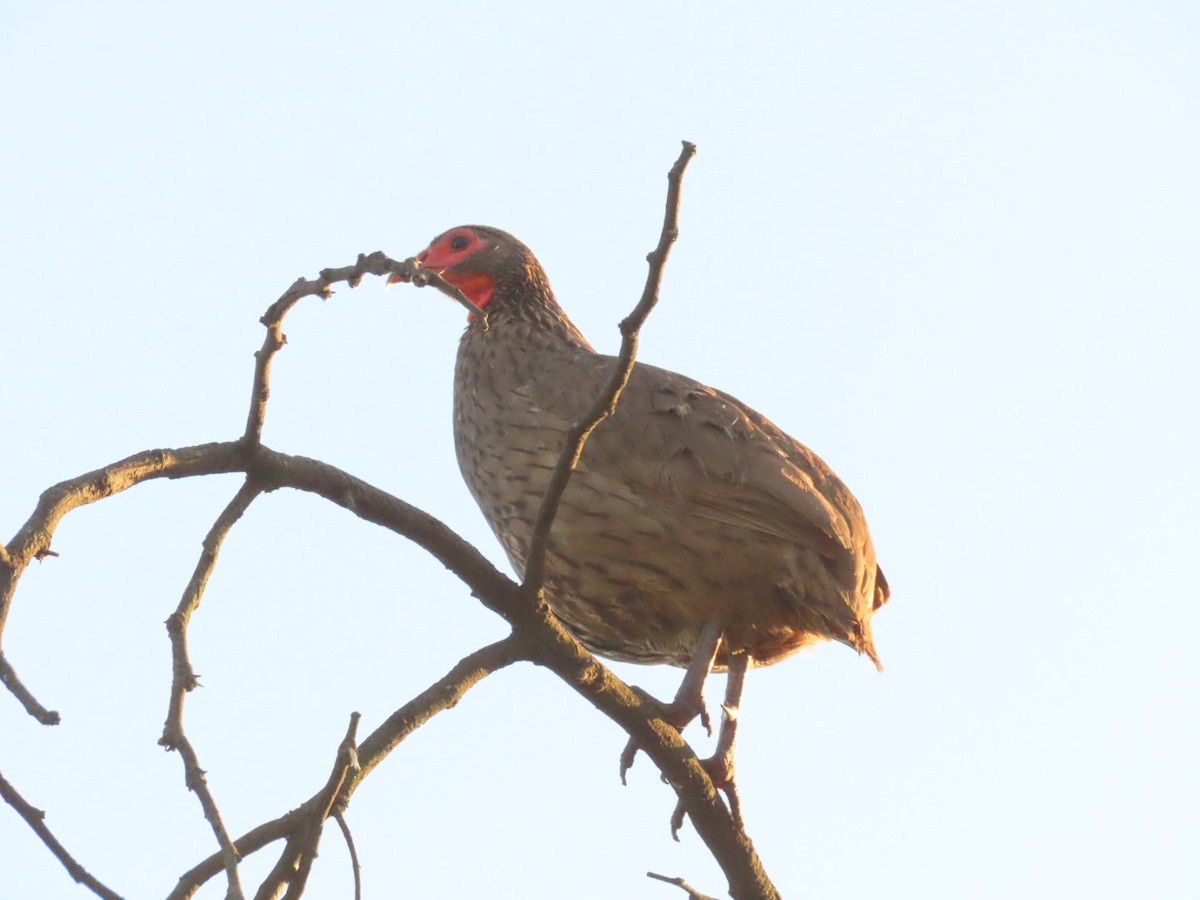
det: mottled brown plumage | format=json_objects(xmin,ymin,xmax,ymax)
[{"xmin": 416, "ymin": 225, "xmax": 889, "ymax": 674}]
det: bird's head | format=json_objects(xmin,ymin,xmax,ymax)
[{"xmin": 400, "ymin": 225, "xmax": 554, "ymax": 320}]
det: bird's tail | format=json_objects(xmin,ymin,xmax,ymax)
[{"xmin": 855, "ymin": 618, "xmax": 884, "ymax": 674}]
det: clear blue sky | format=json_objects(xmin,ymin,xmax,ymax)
[{"xmin": 3, "ymin": 2, "xmax": 1198, "ymax": 898}]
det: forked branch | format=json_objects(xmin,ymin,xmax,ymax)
[
  {"xmin": 168, "ymin": 638, "xmax": 523, "ymax": 898},
  {"xmin": 2, "ymin": 143, "xmax": 779, "ymax": 900}
]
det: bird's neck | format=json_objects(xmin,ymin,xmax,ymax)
[{"xmin": 468, "ymin": 281, "xmax": 595, "ymax": 354}]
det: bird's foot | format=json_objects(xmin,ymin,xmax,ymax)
[
  {"xmin": 619, "ymin": 686, "xmax": 713, "ymax": 784},
  {"xmin": 664, "ymin": 651, "xmax": 750, "ymax": 839},
  {"xmin": 670, "ymin": 700, "xmax": 744, "ymax": 840},
  {"xmin": 620, "ymin": 623, "xmax": 723, "ymax": 785}
]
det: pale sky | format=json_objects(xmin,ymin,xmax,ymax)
[{"xmin": 2, "ymin": 2, "xmax": 1198, "ymax": 898}]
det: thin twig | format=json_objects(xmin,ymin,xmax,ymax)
[
  {"xmin": 522, "ymin": 140, "xmax": 696, "ymax": 592},
  {"xmin": 172, "ymin": 639, "xmax": 522, "ymax": 897},
  {"xmin": 345, "ymin": 635, "xmax": 524, "ymax": 788},
  {"xmin": 0, "ymin": 769, "xmax": 123, "ymax": 900},
  {"xmin": 0, "ymin": 653, "xmax": 58, "ymax": 724},
  {"xmin": 168, "ymin": 814, "xmax": 299, "ymax": 900},
  {"xmin": 287, "ymin": 714, "xmax": 363, "ymax": 898},
  {"xmin": 647, "ymin": 871, "xmax": 720, "ymax": 900},
  {"xmin": 333, "ymin": 812, "xmax": 362, "ymax": 900},
  {"xmin": 159, "ymin": 478, "xmax": 263, "ymax": 900},
  {"xmin": 243, "ymin": 253, "xmax": 390, "ymax": 447},
  {"xmin": 263, "ymin": 713, "xmax": 362, "ymax": 900},
  {"xmin": 395, "ymin": 263, "xmax": 483, "ymax": 323},
  {"xmin": 242, "ymin": 253, "xmax": 477, "ymax": 447}
]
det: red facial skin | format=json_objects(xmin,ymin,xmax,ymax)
[{"xmin": 414, "ymin": 227, "xmax": 496, "ymax": 312}]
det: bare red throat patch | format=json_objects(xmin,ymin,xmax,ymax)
[{"xmin": 440, "ymin": 270, "xmax": 495, "ymax": 311}]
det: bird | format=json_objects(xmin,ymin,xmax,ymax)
[{"xmin": 399, "ymin": 224, "xmax": 888, "ymax": 826}]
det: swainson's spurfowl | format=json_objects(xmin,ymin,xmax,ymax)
[{"xmin": 399, "ymin": 225, "xmax": 888, "ymax": 825}]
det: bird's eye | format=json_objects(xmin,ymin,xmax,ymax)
[{"xmin": 450, "ymin": 235, "xmax": 470, "ymax": 251}]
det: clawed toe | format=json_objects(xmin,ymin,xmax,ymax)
[
  {"xmin": 620, "ymin": 624, "xmax": 723, "ymax": 783},
  {"xmin": 617, "ymin": 629, "xmax": 752, "ymax": 840},
  {"xmin": 668, "ymin": 653, "xmax": 751, "ymax": 839},
  {"xmin": 669, "ymin": 739, "xmax": 744, "ymax": 838},
  {"xmin": 620, "ymin": 686, "xmax": 712, "ymax": 784}
]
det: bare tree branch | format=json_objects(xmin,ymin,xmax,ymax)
[
  {"xmin": 261, "ymin": 713, "xmax": 362, "ymax": 900},
  {"xmin": 0, "ymin": 768, "xmax": 123, "ymax": 900},
  {"xmin": 0, "ymin": 653, "xmax": 58, "ymax": 725},
  {"xmin": 169, "ymin": 815, "xmax": 297, "ymax": 900},
  {"xmin": 2, "ymin": 446, "xmax": 775, "ymax": 897},
  {"xmin": 500, "ymin": 140, "xmax": 777, "ymax": 898},
  {"xmin": 393, "ymin": 264, "xmax": 485, "ymax": 324},
  {"xmin": 518, "ymin": 615, "xmax": 778, "ymax": 900},
  {"xmin": 1, "ymin": 443, "xmax": 246, "ymax": 723},
  {"xmin": 243, "ymin": 254, "xmax": 480, "ymax": 447},
  {"xmin": 159, "ymin": 478, "xmax": 264, "ymax": 900},
  {"xmin": 171, "ymin": 638, "xmax": 523, "ymax": 898},
  {"xmin": 345, "ymin": 636, "xmax": 524, "ymax": 789},
  {"xmin": 333, "ymin": 812, "xmax": 362, "ymax": 900},
  {"xmin": 4, "ymin": 144, "xmax": 782, "ymax": 899},
  {"xmin": 522, "ymin": 140, "xmax": 697, "ymax": 593},
  {"xmin": 648, "ymin": 871, "xmax": 721, "ymax": 900}
]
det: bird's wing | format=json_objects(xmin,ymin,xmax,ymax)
[{"xmin": 521, "ymin": 353, "xmax": 861, "ymax": 563}]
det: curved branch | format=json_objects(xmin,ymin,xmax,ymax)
[
  {"xmin": 242, "ymin": 253, "xmax": 481, "ymax": 446},
  {"xmin": 0, "ymin": 443, "xmax": 246, "ymax": 721},
  {"xmin": 243, "ymin": 253, "xmax": 397, "ymax": 447},
  {"xmin": 0, "ymin": 442, "xmax": 513, "ymax": 661},
  {"xmin": 333, "ymin": 812, "xmax": 362, "ymax": 900}
]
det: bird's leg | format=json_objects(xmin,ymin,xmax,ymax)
[
  {"xmin": 671, "ymin": 650, "xmax": 751, "ymax": 839},
  {"xmin": 663, "ymin": 620, "xmax": 724, "ymax": 735},
  {"xmin": 620, "ymin": 621, "xmax": 723, "ymax": 784}
]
